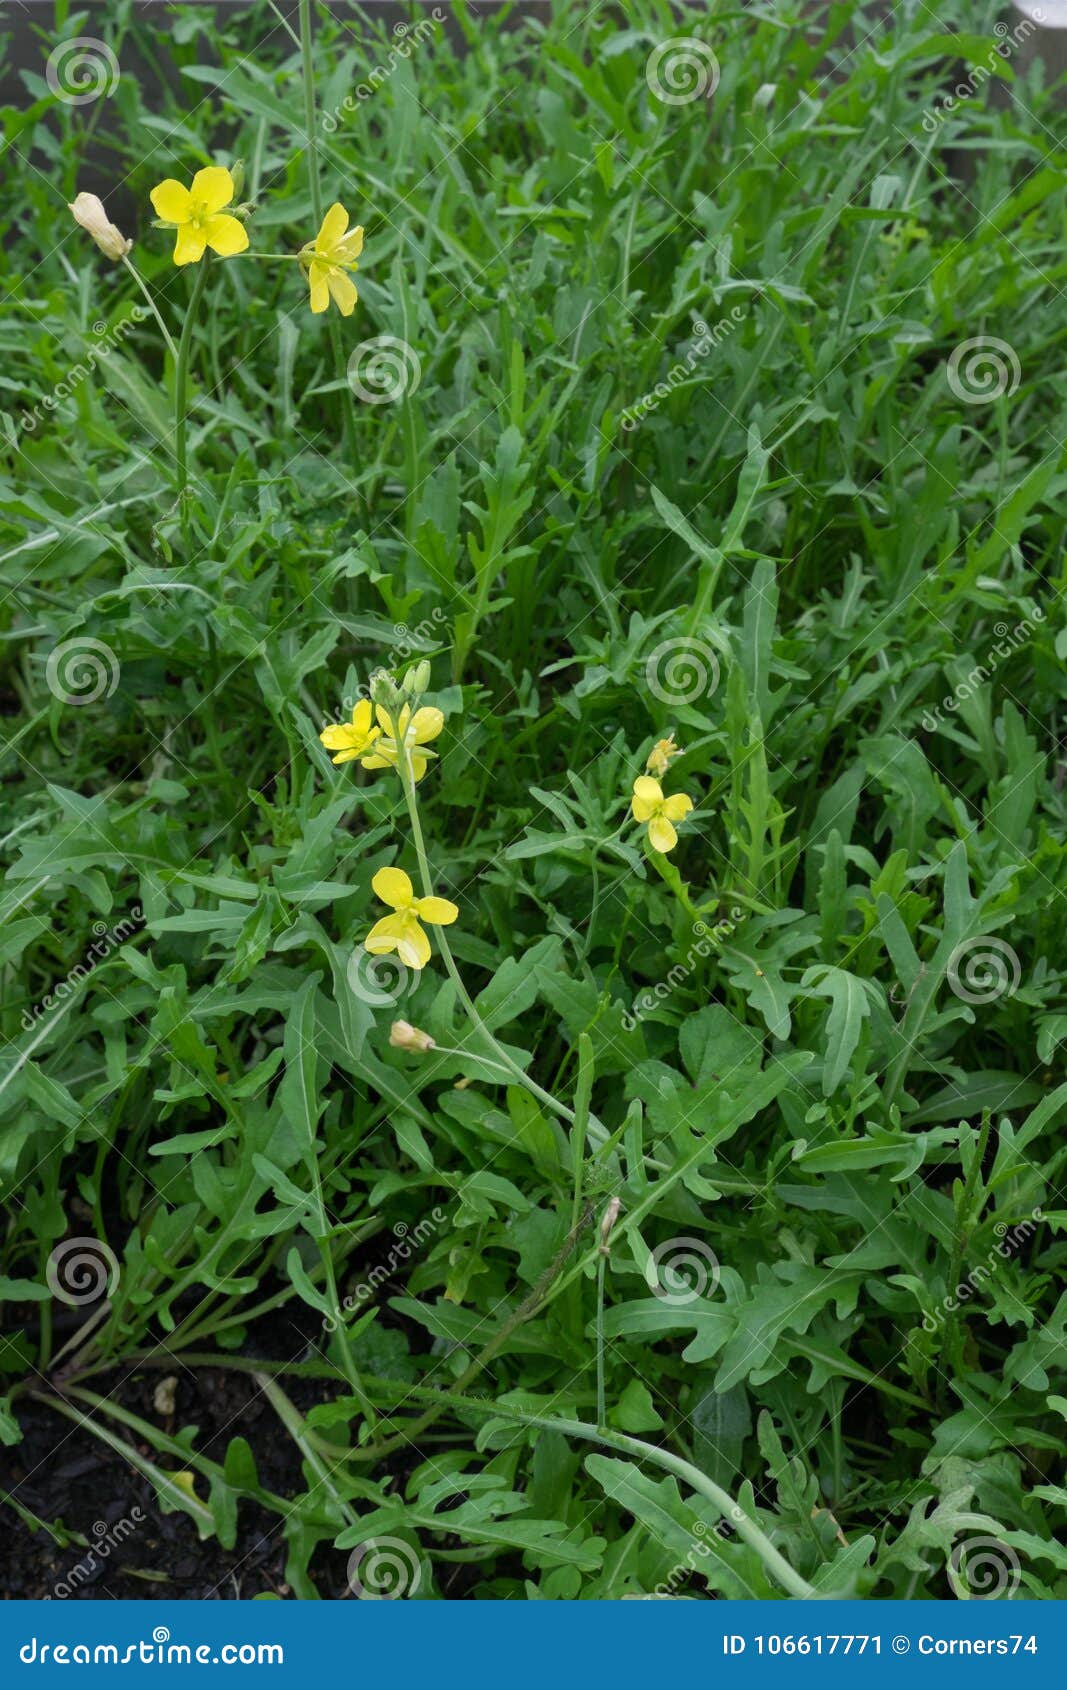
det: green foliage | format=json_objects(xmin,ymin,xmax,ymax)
[{"xmin": 0, "ymin": 0, "xmax": 1064, "ymax": 1599}]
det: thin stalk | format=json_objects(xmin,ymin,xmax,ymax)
[
  {"xmin": 596, "ymin": 1252, "xmax": 607, "ymax": 1430},
  {"xmin": 120, "ymin": 254, "xmax": 179, "ymax": 362},
  {"xmin": 400, "ymin": 747, "xmax": 578, "ymax": 1131},
  {"xmin": 569, "ymin": 1033, "xmax": 593, "ymax": 1235},
  {"xmin": 301, "ymin": 1155, "xmax": 376, "ymax": 1422},
  {"xmin": 174, "ymin": 256, "xmax": 210, "ymax": 499}
]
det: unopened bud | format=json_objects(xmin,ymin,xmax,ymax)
[
  {"xmin": 390, "ymin": 1020, "xmax": 435, "ymax": 1053},
  {"xmin": 369, "ymin": 668, "xmax": 403, "ymax": 710},
  {"xmin": 599, "ymin": 1196, "xmax": 622, "ymax": 1254},
  {"xmin": 68, "ymin": 192, "xmax": 131, "ymax": 261},
  {"xmin": 646, "ymin": 734, "xmax": 681, "ymax": 778},
  {"xmin": 403, "ymin": 659, "xmax": 431, "ymax": 697},
  {"xmin": 228, "ymin": 159, "xmax": 246, "ymax": 201}
]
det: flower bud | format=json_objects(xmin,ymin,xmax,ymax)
[
  {"xmin": 390, "ymin": 1020, "xmax": 435, "ymax": 1053},
  {"xmin": 403, "ymin": 659, "xmax": 431, "ymax": 697},
  {"xmin": 68, "ymin": 192, "xmax": 131, "ymax": 261},
  {"xmin": 646, "ymin": 734, "xmax": 681, "ymax": 778},
  {"xmin": 599, "ymin": 1196, "xmax": 622, "ymax": 1254},
  {"xmin": 369, "ymin": 668, "xmax": 403, "ymax": 710}
]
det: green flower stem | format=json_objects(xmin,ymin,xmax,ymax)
[
  {"xmin": 398, "ymin": 749, "xmax": 577, "ymax": 1130},
  {"xmin": 298, "ymin": 0, "xmax": 324, "ymax": 229},
  {"xmin": 174, "ymin": 256, "xmax": 209, "ymax": 502},
  {"xmin": 433, "ymin": 1043, "xmax": 514, "ymax": 1078},
  {"xmin": 595, "ymin": 1251, "xmax": 607, "ymax": 1429},
  {"xmin": 120, "ymin": 254, "xmax": 178, "ymax": 362}
]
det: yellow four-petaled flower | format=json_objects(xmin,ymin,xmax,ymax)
[
  {"xmin": 319, "ymin": 698, "xmax": 380, "ymax": 766},
  {"xmin": 365, "ymin": 867, "xmax": 458, "ymax": 970},
  {"xmin": 150, "ymin": 166, "xmax": 249, "ymax": 266},
  {"xmin": 631, "ymin": 776, "xmax": 693, "ymax": 854},
  {"xmin": 362, "ymin": 704, "xmax": 444, "ymax": 783},
  {"xmin": 300, "ymin": 203, "xmax": 364, "ymax": 316}
]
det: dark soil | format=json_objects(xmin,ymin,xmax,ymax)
[{"xmin": 0, "ymin": 1358, "xmax": 351, "ymax": 1600}]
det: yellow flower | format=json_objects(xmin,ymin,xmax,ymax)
[
  {"xmin": 149, "ymin": 166, "xmax": 249, "ymax": 266},
  {"xmin": 631, "ymin": 776, "xmax": 693, "ymax": 854},
  {"xmin": 300, "ymin": 203, "xmax": 364, "ymax": 316},
  {"xmin": 646, "ymin": 734, "xmax": 682, "ymax": 778},
  {"xmin": 361, "ymin": 704, "xmax": 444, "ymax": 783},
  {"xmin": 319, "ymin": 698, "xmax": 380, "ymax": 766},
  {"xmin": 365, "ymin": 867, "xmax": 458, "ymax": 971}
]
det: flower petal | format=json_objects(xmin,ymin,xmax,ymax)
[
  {"xmin": 415, "ymin": 896, "xmax": 458, "ymax": 926},
  {"xmin": 326, "ymin": 268, "xmax": 358, "ymax": 317},
  {"xmin": 360, "ymin": 750, "xmax": 393, "ymax": 771},
  {"xmin": 329, "ymin": 747, "xmax": 361, "ymax": 765},
  {"xmin": 372, "ymin": 866, "xmax": 414, "ymax": 910},
  {"xmin": 352, "ymin": 699, "xmax": 374, "ymax": 735},
  {"xmin": 365, "ymin": 916, "xmax": 403, "ymax": 954},
  {"xmin": 395, "ymin": 919, "xmax": 431, "ymax": 971},
  {"xmin": 631, "ymin": 774, "xmax": 663, "ymax": 822},
  {"xmin": 190, "ymin": 165, "xmax": 235, "ymax": 215},
  {"xmin": 410, "ymin": 707, "xmax": 444, "ymax": 745},
  {"xmin": 375, "ymin": 705, "xmax": 397, "ymax": 737},
  {"xmin": 409, "ymin": 753, "xmax": 429, "ymax": 782},
  {"xmin": 321, "ymin": 724, "xmax": 360, "ymax": 750},
  {"xmin": 203, "ymin": 213, "xmax": 249, "ymax": 257},
  {"xmin": 307, "ymin": 266, "xmax": 330, "ymax": 314},
  {"xmin": 173, "ymin": 223, "xmax": 208, "ymax": 266},
  {"xmin": 336, "ymin": 226, "xmax": 364, "ymax": 263},
  {"xmin": 150, "ymin": 179, "xmax": 191, "ymax": 223},
  {"xmin": 648, "ymin": 814, "xmax": 678, "ymax": 854},
  {"xmin": 661, "ymin": 792, "xmax": 693, "ymax": 821},
  {"xmin": 317, "ymin": 201, "xmax": 349, "ymax": 251}
]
